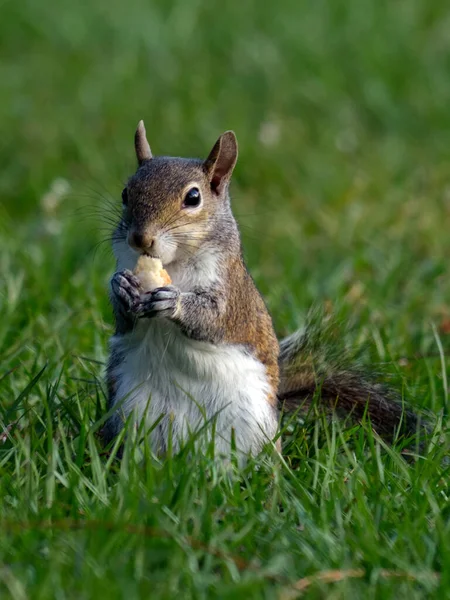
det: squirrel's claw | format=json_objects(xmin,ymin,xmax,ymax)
[
  {"xmin": 111, "ymin": 270, "xmax": 141, "ymax": 315},
  {"xmin": 136, "ymin": 285, "xmax": 181, "ymax": 320}
]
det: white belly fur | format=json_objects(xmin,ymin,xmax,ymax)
[{"xmin": 109, "ymin": 319, "xmax": 278, "ymax": 459}]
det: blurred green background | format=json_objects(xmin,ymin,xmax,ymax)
[
  {"xmin": 1, "ymin": 1, "xmax": 450, "ymax": 597},
  {"xmin": 2, "ymin": 0, "xmax": 450, "ymax": 393},
  {"xmin": 1, "ymin": 0, "xmax": 450, "ymax": 402}
]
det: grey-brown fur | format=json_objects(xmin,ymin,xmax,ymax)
[
  {"xmin": 277, "ymin": 327, "xmax": 422, "ymax": 440},
  {"xmin": 104, "ymin": 122, "xmax": 423, "ymax": 452}
]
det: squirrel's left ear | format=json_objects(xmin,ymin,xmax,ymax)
[
  {"xmin": 135, "ymin": 120, "xmax": 153, "ymax": 165},
  {"xmin": 204, "ymin": 131, "xmax": 238, "ymax": 194}
]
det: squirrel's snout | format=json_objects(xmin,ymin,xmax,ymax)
[{"xmin": 128, "ymin": 229, "xmax": 155, "ymax": 253}]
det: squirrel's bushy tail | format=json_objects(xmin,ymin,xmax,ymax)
[{"xmin": 277, "ymin": 314, "xmax": 421, "ymax": 441}]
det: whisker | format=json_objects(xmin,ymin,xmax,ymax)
[
  {"xmin": 172, "ymin": 241, "xmax": 203, "ymax": 252},
  {"xmin": 72, "ymin": 181, "xmax": 123, "ymax": 212},
  {"xmin": 169, "ymin": 232, "xmax": 207, "ymax": 238},
  {"xmin": 77, "ymin": 215, "xmax": 121, "ymax": 229},
  {"xmin": 87, "ymin": 235, "xmax": 121, "ymax": 262},
  {"xmin": 161, "ymin": 211, "xmax": 187, "ymax": 233},
  {"xmin": 78, "ymin": 183, "xmax": 119, "ymax": 207},
  {"xmin": 82, "ymin": 178, "xmax": 122, "ymax": 205},
  {"xmin": 69, "ymin": 200, "xmax": 123, "ymax": 231},
  {"xmin": 165, "ymin": 220, "xmax": 209, "ymax": 234}
]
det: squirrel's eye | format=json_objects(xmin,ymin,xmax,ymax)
[
  {"xmin": 183, "ymin": 187, "xmax": 201, "ymax": 208},
  {"xmin": 121, "ymin": 188, "xmax": 128, "ymax": 205}
]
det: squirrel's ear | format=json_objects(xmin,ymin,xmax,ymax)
[
  {"xmin": 204, "ymin": 131, "xmax": 238, "ymax": 194},
  {"xmin": 135, "ymin": 120, "xmax": 153, "ymax": 165}
]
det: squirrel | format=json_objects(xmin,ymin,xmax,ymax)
[{"xmin": 103, "ymin": 121, "xmax": 421, "ymax": 461}]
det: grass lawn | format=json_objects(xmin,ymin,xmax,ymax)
[{"xmin": 1, "ymin": 0, "xmax": 450, "ymax": 597}]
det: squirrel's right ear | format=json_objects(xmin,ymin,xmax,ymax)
[
  {"xmin": 203, "ymin": 131, "xmax": 238, "ymax": 194},
  {"xmin": 135, "ymin": 120, "xmax": 153, "ymax": 165}
]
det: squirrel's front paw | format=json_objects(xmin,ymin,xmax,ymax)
[
  {"xmin": 110, "ymin": 270, "xmax": 141, "ymax": 315},
  {"xmin": 136, "ymin": 285, "xmax": 181, "ymax": 320}
]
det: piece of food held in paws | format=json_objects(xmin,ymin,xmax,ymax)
[
  {"xmin": 132, "ymin": 256, "xmax": 178, "ymax": 320},
  {"xmin": 133, "ymin": 256, "xmax": 171, "ymax": 292}
]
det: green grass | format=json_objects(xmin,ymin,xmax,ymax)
[{"xmin": 1, "ymin": 0, "xmax": 450, "ymax": 597}]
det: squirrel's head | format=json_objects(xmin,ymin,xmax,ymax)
[{"xmin": 116, "ymin": 120, "xmax": 238, "ymax": 267}]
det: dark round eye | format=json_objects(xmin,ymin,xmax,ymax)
[
  {"xmin": 183, "ymin": 187, "xmax": 201, "ymax": 208},
  {"xmin": 121, "ymin": 188, "xmax": 128, "ymax": 205}
]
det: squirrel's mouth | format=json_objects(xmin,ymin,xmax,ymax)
[
  {"xmin": 140, "ymin": 251, "xmax": 176, "ymax": 269},
  {"xmin": 125, "ymin": 235, "xmax": 178, "ymax": 269},
  {"xmin": 141, "ymin": 250, "xmax": 159, "ymax": 259}
]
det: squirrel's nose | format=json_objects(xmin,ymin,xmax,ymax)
[{"xmin": 128, "ymin": 230, "xmax": 155, "ymax": 252}]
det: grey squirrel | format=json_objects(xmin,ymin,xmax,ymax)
[{"xmin": 104, "ymin": 121, "xmax": 420, "ymax": 460}]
